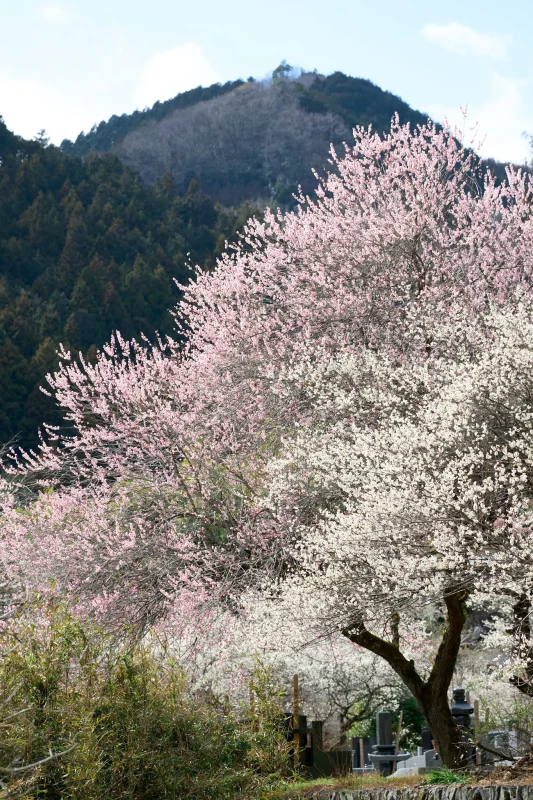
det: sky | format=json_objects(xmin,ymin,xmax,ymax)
[{"xmin": 2, "ymin": 0, "xmax": 532, "ymax": 164}]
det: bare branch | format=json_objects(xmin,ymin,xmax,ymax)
[{"xmin": 0, "ymin": 742, "xmax": 77, "ymax": 775}]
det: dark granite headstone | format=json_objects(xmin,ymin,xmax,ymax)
[
  {"xmin": 370, "ymin": 712, "xmax": 407, "ymax": 775},
  {"xmin": 450, "ymin": 688, "xmax": 474, "ymax": 729},
  {"xmin": 376, "ymin": 712, "xmax": 393, "ymax": 745},
  {"xmin": 310, "ymin": 720, "xmax": 331, "ymax": 777},
  {"xmin": 450, "ymin": 688, "xmax": 475, "ymax": 764},
  {"xmin": 421, "ymin": 728, "xmax": 433, "ymax": 752},
  {"xmin": 350, "ymin": 737, "xmax": 360, "ymax": 769}
]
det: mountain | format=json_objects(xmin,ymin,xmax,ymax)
[
  {"xmin": 0, "ymin": 116, "xmax": 254, "ymax": 448},
  {"xmin": 61, "ymin": 70, "xmax": 433, "ymax": 206},
  {"xmin": 61, "ymin": 68, "xmax": 518, "ymax": 207}
]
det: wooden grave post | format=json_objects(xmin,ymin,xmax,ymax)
[
  {"xmin": 293, "ymin": 673, "xmax": 300, "ymax": 767},
  {"xmin": 474, "ymin": 699, "xmax": 481, "ymax": 766}
]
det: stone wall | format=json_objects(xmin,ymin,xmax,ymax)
[{"xmin": 323, "ymin": 787, "xmax": 533, "ymax": 800}]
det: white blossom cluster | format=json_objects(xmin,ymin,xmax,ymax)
[
  {"xmin": 261, "ymin": 306, "xmax": 533, "ymax": 654},
  {"xmin": 161, "ymin": 592, "xmax": 405, "ymax": 740}
]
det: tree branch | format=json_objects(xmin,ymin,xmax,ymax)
[
  {"xmin": 0, "ymin": 743, "xmax": 77, "ymax": 775},
  {"xmin": 342, "ymin": 620, "xmax": 425, "ymax": 698},
  {"xmin": 391, "ymin": 612, "xmax": 400, "ymax": 648}
]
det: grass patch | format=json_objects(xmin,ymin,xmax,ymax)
[
  {"xmin": 426, "ymin": 768, "xmax": 470, "ymax": 785},
  {"xmin": 263, "ymin": 772, "xmax": 424, "ymax": 799}
]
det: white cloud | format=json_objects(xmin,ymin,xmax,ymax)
[
  {"xmin": 40, "ymin": 5, "xmax": 66, "ymax": 23},
  {"xmin": 421, "ymin": 23, "xmax": 511, "ymax": 60},
  {"xmin": 427, "ymin": 73, "xmax": 532, "ymax": 165},
  {"xmin": 0, "ymin": 71, "xmax": 113, "ymax": 144},
  {"xmin": 135, "ymin": 43, "xmax": 222, "ymax": 110}
]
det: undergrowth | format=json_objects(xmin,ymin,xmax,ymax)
[{"xmin": 0, "ymin": 598, "xmax": 292, "ymax": 800}]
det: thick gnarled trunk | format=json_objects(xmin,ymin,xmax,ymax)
[
  {"xmin": 416, "ymin": 690, "xmax": 467, "ymax": 768},
  {"xmin": 343, "ymin": 590, "xmax": 469, "ymax": 769}
]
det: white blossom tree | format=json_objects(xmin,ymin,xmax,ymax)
[{"xmin": 255, "ymin": 306, "xmax": 533, "ymax": 766}]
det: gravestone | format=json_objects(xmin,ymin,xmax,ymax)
[
  {"xmin": 368, "ymin": 712, "xmax": 410, "ymax": 775},
  {"xmin": 350, "ymin": 736, "xmax": 377, "ymax": 770},
  {"xmin": 421, "ymin": 728, "xmax": 433, "ymax": 752},
  {"xmin": 450, "ymin": 687, "xmax": 475, "ymax": 763},
  {"xmin": 450, "ymin": 688, "xmax": 474, "ymax": 729},
  {"xmin": 377, "ymin": 712, "xmax": 393, "ymax": 746}
]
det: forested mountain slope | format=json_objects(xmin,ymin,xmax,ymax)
[
  {"xmin": 62, "ymin": 70, "xmax": 432, "ymax": 205},
  {"xmin": 0, "ymin": 116, "xmax": 253, "ymax": 447},
  {"xmin": 61, "ymin": 68, "xmax": 518, "ymax": 206}
]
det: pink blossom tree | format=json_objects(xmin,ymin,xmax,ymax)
[{"xmin": 3, "ymin": 119, "xmax": 533, "ymax": 766}]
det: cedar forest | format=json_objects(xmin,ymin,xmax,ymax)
[{"xmin": 0, "ymin": 117, "xmax": 254, "ymax": 447}]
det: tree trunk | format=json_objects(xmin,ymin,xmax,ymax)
[
  {"xmin": 509, "ymin": 593, "xmax": 533, "ymax": 697},
  {"xmin": 413, "ymin": 686, "xmax": 468, "ymax": 768},
  {"xmin": 343, "ymin": 590, "xmax": 469, "ymax": 769}
]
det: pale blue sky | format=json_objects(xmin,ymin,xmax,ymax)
[{"xmin": 2, "ymin": 0, "xmax": 532, "ymax": 163}]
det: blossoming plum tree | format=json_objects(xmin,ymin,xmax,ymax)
[
  {"xmin": 259, "ymin": 307, "xmax": 533, "ymax": 766},
  {"xmin": 2, "ymin": 119, "xmax": 533, "ymax": 767}
]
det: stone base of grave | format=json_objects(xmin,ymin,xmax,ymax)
[{"xmin": 390, "ymin": 748, "xmax": 441, "ymax": 777}]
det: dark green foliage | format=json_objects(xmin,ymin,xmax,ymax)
[
  {"xmin": 0, "ymin": 122, "xmax": 253, "ymax": 449},
  {"xmin": 296, "ymin": 71, "xmax": 429, "ymax": 133},
  {"xmin": 0, "ymin": 116, "xmax": 40, "ymax": 163},
  {"xmin": 395, "ymin": 694, "xmax": 426, "ymax": 751}
]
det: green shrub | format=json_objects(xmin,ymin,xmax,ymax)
[{"xmin": 0, "ymin": 598, "xmax": 291, "ymax": 799}]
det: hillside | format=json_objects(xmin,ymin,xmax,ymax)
[
  {"xmin": 61, "ymin": 79, "xmax": 246, "ymax": 158},
  {"xmin": 0, "ymin": 116, "xmax": 254, "ymax": 448},
  {"xmin": 61, "ymin": 69, "xmax": 432, "ymax": 205},
  {"xmin": 61, "ymin": 68, "xmax": 519, "ymax": 206}
]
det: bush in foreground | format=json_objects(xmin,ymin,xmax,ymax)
[{"xmin": 0, "ymin": 599, "xmax": 291, "ymax": 799}]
